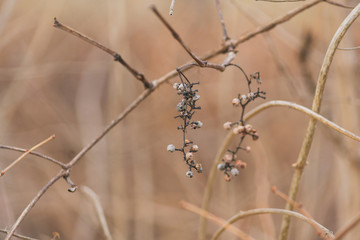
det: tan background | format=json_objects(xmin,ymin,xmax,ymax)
[{"xmin": 0, "ymin": 0, "xmax": 359, "ymax": 239}]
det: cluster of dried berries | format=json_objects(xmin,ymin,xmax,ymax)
[
  {"xmin": 167, "ymin": 69, "xmax": 203, "ymax": 178},
  {"xmin": 218, "ymin": 65, "xmax": 266, "ymax": 181}
]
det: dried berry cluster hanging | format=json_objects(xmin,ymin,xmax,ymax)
[
  {"xmin": 167, "ymin": 69, "xmax": 203, "ymax": 178},
  {"xmin": 218, "ymin": 64, "xmax": 266, "ymax": 181}
]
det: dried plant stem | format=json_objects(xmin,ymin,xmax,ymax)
[
  {"xmin": 279, "ymin": 4, "xmax": 360, "ymax": 240},
  {"xmin": 272, "ymin": 186, "xmax": 330, "ymax": 239},
  {"xmin": 53, "ymin": 18, "xmax": 152, "ymax": 89},
  {"xmin": 66, "ymin": 89, "xmax": 152, "ymax": 168},
  {"xmin": 0, "ymin": 145, "xmax": 66, "ymax": 168},
  {"xmin": 215, "ymin": 0, "xmax": 230, "ymax": 41},
  {"xmin": 4, "ymin": 170, "xmax": 66, "ymax": 240},
  {"xmin": 3, "ymin": 3, "xmax": 321, "ymax": 238},
  {"xmin": 0, "ymin": 229, "xmax": 38, "ymax": 240},
  {"xmin": 234, "ymin": 0, "xmax": 322, "ymax": 47},
  {"xmin": 334, "ymin": 211, "xmax": 360, "ymax": 240},
  {"xmin": 200, "ymin": 100, "xmax": 360, "ymax": 240},
  {"xmin": 180, "ymin": 201, "xmax": 255, "ymax": 240},
  {"xmin": 211, "ymin": 208, "xmax": 334, "ymax": 240},
  {"xmin": 1, "ymin": 134, "xmax": 55, "ymax": 176},
  {"xmin": 81, "ymin": 186, "xmax": 112, "ymax": 240},
  {"xmin": 169, "ymin": 0, "xmax": 175, "ymax": 15},
  {"xmin": 338, "ymin": 46, "xmax": 360, "ymax": 50},
  {"xmin": 151, "ymin": 6, "xmax": 206, "ymax": 67},
  {"xmin": 324, "ymin": 0, "xmax": 355, "ymax": 9}
]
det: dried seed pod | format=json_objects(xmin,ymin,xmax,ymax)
[
  {"xmin": 232, "ymin": 98, "xmax": 240, "ymax": 106},
  {"xmin": 167, "ymin": 144, "xmax": 176, "ymax": 152},
  {"xmin": 217, "ymin": 163, "xmax": 226, "ymax": 171},
  {"xmin": 186, "ymin": 152, "xmax": 193, "ymax": 160},
  {"xmin": 186, "ymin": 170, "xmax": 194, "ymax": 178},
  {"xmin": 224, "ymin": 154, "xmax": 233, "ymax": 163},
  {"xmin": 223, "ymin": 121, "xmax": 232, "ymax": 130},
  {"xmin": 191, "ymin": 145, "xmax": 199, "ymax": 152}
]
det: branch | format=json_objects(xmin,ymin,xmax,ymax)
[
  {"xmin": 0, "ymin": 229, "xmax": 38, "ymax": 240},
  {"xmin": 53, "ymin": 18, "xmax": 152, "ymax": 89},
  {"xmin": 4, "ymin": 170, "xmax": 66, "ymax": 240},
  {"xmin": 200, "ymin": 99, "xmax": 360, "ymax": 240},
  {"xmin": 334, "ymin": 211, "xmax": 360, "ymax": 240},
  {"xmin": 81, "ymin": 186, "xmax": 112, "ymax": 240},
  {"xmin": 215, "ymin": 0, "xmax": 230, "ymax": 41},
  {"xmin": 1, "ymin": 135, "xmax": 56, "ymax": 176},
  {"xmin": 0, "ymin": 145, "xmax": 66, "ymax": 168},
  {"xmin": 180, "ymin": 201, "xmax": 255, "ymax": 240},
  {"xmin": 338, "ymin": 45, "xmax": 360, "ymax": 50},
  {"xmin": 272, "ymin": 186, "xmax": 332, "ymax": 239},
  {"xmin": 211, "ymin": 208, "xmax": 334, "ymax": 240},
  {"xmin": 151, "ymin": 6, "xmax": 206, "ymax": 67},
  {"xmin": 279, "ymin": 4, "xmax": 360, "ymax": 240}
]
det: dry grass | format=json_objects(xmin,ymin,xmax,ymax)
[{"xmin": 0, "ymin": 1, "xmax": 359, "ymax": 240}]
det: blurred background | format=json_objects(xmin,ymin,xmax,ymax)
[{"xmin": 0, "ymin": 0, "xmax": 359, "ymax": 239}]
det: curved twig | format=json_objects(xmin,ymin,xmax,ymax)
[
  {"xmin": 279, "ymin": 4, "xmax": 360, "ymax": 240},
  {"xmin": 0, "ymin": 145, "xmax": 66, "ymax": 168},
  {"xmin": 0, "ymin": 229, "xmax": 38, "ymax": 240},
  {"xmin": 211, "ymin": 208, "xmax": 334, "ymax": 240},
  {"xmin": 200, "ymin": 100, "xmax": 360, "ymax": 240}
]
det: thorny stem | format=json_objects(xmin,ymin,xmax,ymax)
[
  {"xmin": 211, "ymin": 208, "xmax": 334, "ymax": 240},
  {"xmin": 200, "ymin": 100, "xmax": 360, "ymax": 240},
  {"xmin": 279, "ymin": 4, "xmax": 360, "ymax": 240},
  {"xmin": 53, "ymin": 18, "xmax": 152, "ymax": 89},
  {"xmin": 4, "ymin": 170, "xmax": 66, "ymax": 240}
]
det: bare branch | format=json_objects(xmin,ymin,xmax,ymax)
[
  {"xmin": 279, "ymin": 4, "xmax": 360, "ymax": 240},
  {"xmin": 169, "ymin": 0, "xmax": 176, "ymax": 15},
  {"xmin": 81, "ymin": 186, "xmax": 113, "ymax": 240},
  {"xmin": 4, "ymin": 170, "xmax": 66, "ymax": 240},
  {"xmin": 215, "ymin": 0, "xmax": 230, "ymax": 41},
  {"xmin": 334, "ymin": 211, "xmax": 360, "ymax": 240},
  {"xmin": 0, "ymin": 145, "xmax": 66, "ymax": 168},
  {"xmin": 324, "ymin": 0, "xmax": 355, "ymax": 9},
  {"xmin": 272, "ymin": 186, "xmax": 332, "ymax": 239},
  {"xmin": 180, "ymin": 201, "xmax": 255, "ymax": 240},
  {"xmin": 53, "ymin": 18, "xmax": 152, "ymax": 89},
  {"xmin": 151, "ymin": 5, "xmax": 206, "ymax": 67},
  {"xmin": 338, "ymin": 45, "xmax": 360, "ymax": 50},
  {"xmin": 0, "ymin": 229, "xmax": 38, "ymax": 240},
  {"xmin": 1, "ymin": 135, "xmax": 55, "ymax": 176},
  {"xmin": 211, "ymin": 208, "xmax": 334, "ymax": 240}
]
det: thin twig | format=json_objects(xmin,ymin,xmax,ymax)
[
  {"xmin": 279, "ymin": 4, "xmax": 360, "ymax": 240},
  {"xmin": 211, "ymin": 208, "xmax": 334, "ymax": 240},
  {"xmin": 1, "ymin": 135, "xmax": 55, "ymax": 176},
  {"xmin": 337, "ymin": 46, "xmax": 360, "ymax": 50},
  {"xmin": 200, "ymin": 99, "xmax": 360, "ymax": 240},
  {"xmin": 272, "ymin": 186, "xmax": 332, "ymax": 239},
  {"xmin": 333, "ymin": 211, "xmax": 360, "ymax": 240},
  {"xmin": 53, "ymin": 18, "xmax": 152, "ymax": 89},
  {"xmin": 215, "ymin": 0, "xmax": 230, "ymax": 41},
  {"xmin": 169, "ymin": 0, "xmax": 176, "ymax": 15},
  {"xmin": 324, "ymin": 0, "xmax": 355, "ymax": 9},
  {"xmin": 0, "ymin": 229, "xmax": 38, "ymax": 240},
  {"xmin": 151, "ymin": 5, "xmax": 206, "ymax": 67},
  {"xmin": 180, "ymin": 200, "xmax": 255, "ymax": 240},
  {"xmin": 255, "ymin": 0, "xmax": 305, "ymax": 2},
  {"xmin": 4, "ymin": 170, "xmax": 66, "ymax": 240},
  {"xmin": 81, "ymin": 186, "xmax": 113, "ymax": 240},
  {"xmin": 0, "ymin": 145, "xmax": 66, "ymax": 168}
]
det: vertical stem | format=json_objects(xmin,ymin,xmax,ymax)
[{"xmin": 278, "ymin": 4, "xmax": 360, "ymax": 240}]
